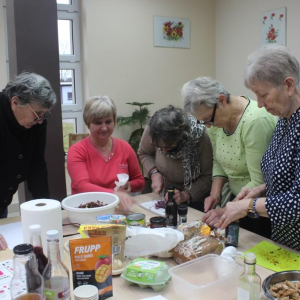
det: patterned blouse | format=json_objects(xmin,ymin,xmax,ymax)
[{"xmin": 261, "ymin": 107, "xmax": 300, "ymax": 250}]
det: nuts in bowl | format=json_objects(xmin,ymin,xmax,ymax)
[
  {"xmin": 62, "ymin": 192, "xmax": 119, "ymax": 224},
  {"xmin": 263, "ymin": 270, "xmax": 300, "ymax": 299}
]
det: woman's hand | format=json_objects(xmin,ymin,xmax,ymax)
[
  {"xmin": 0, "ymin": 233, "xmax": 8, "ymax": 251},
  {"xmin": 151, "ymin": 173, "xmax": 164, "ymax": 194},
  {"xmin": 202, "ymin": 208, "xmax": 226, "ymax": 227},
  {"xmin": 118, "ymin": 182, "xmax": 131, "ymax": 193},
  {"xmin": 114, "ymin": 191, "xmax": 136, "ymax": 212},
  {"xmin": 235, "ymin": 184, "xmax": 266, "ymax": 201},
  {"xmin": 215, "ymin": 200, "xmax": 249, "ymax": 229},
  {"xmin": 204, "ymin": 194, "xmax": 221, "ymax": 212},
  {"xmin": 174, "ymin": 189, "xmax": 189, "ymax": 204}
]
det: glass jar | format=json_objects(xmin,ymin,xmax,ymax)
[
  {"xmin": 149, "ymin": 216, "xmax": 166, "ymax": 228},
  {"xmin": 10, "ymin": 244, "xmax": 44, "ymax": 300}
]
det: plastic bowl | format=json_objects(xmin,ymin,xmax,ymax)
[
  {"xmin": 262, "ymin": 270, "xmax": 300, "ymax": 299},
  {"xmin": 62, "ymin": 192, "xmax": 119, "ymax": 224},
  {"xmin": 168, "ymin": 254, "xmax": 242, "ymax": 300}
]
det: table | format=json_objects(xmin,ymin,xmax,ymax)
[{"xmin": 1, "ymin": 193, "xmax": 299, "ymax": 300}]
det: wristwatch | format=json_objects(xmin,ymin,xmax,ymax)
[{"xmin": 247, "ymin": 198, "xmax": 256, "ymax": 219}]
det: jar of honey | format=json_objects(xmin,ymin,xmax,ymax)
[{"xmin": 149, "ymin": 216, "xmax": 166, "ymax": 228}]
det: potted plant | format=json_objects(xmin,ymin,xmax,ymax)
[{"xmin": 117, "ymin": 102, "xmax": 154, "ymax": 193}]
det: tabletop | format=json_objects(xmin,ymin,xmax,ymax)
[{"xmin": 1, "ymin": 193, "xmax": 299, "ymax": 300}]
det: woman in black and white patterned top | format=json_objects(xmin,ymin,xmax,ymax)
[{"xmin": 203, "ymin": 44, "xmax": 300, "ymax": 251}]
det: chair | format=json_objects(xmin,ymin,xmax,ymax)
[{"xmin": 68, "ymin": 133, "xmax": 89, "ymax": 148}]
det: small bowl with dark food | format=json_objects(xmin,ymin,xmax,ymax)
[
  {"xmin": 263, "ymin": 270, "xmax": 300, "ymax": 299},
  {"xmin": 62, "ymin": 192, "xmax": 119, "ymax": 224}
]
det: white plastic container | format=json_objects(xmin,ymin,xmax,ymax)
[
  {"xmin": 61, "ymin": 192, "xmax": 119, "ymax": 224},
  {"xmin": 168, "ymin": 254, "xmax": 243, "ymax": 300}
]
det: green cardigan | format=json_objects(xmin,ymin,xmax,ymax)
[{"xmin": 208, "ymin": 97, "xmax": 277, "ymax": 196}]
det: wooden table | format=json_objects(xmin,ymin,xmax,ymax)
[{"xmin": 1, "ymin": 193, "xmax": 299, "ymax": 300}]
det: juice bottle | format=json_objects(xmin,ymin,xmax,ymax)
[
  {"xmin": 29, "ymin": 224, "xmax": 48, "ymax": 276},
  {"xmin": 43, "ymin": 230, "xmax": 70, "ymax": 300}
]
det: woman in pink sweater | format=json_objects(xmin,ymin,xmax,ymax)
[{"xmin": 67, "ymin": 95, "xmax": 145, "ymax": 211}]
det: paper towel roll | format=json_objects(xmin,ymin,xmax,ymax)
[{"xmin": 21, "ymin": 199, "xmax": 64, "ymax": 261}]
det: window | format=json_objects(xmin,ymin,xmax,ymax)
[{"xmin": 57, "ymin": 0, "xmax": 84, "ymax": 154}]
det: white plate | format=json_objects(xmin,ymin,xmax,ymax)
[
  {"xmin": 139, "ymin": 200, "xmax": 165, "ymax": 217},
  {"xmin": 64, "ymin": 236, "xmax": 125, "ymax": 276}
]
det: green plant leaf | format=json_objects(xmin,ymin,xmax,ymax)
[{"xmin": 126, "ymin": 102, "xmax": 154, "ymax": 107}]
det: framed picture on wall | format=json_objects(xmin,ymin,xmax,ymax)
[
  {"xmin": 260, "ymin": 7, "xmax": 286, "ymax": 46},
  {"xmin": 153, "ymin": 16, "xmax": 190, "ymax": 48}
]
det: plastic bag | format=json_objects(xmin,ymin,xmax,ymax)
[{"xmin": 125, "ymin": 227, "xmax": 184, "ymax": 258}]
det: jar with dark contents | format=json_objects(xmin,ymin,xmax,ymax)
[{"xmin": 149, "ymin": 216, "xmax": 166, "ymax": 228}]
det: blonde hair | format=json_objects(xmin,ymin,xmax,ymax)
[{"xmin": 83, "ymin": 95, "xmax": 117, "ymax": 126}]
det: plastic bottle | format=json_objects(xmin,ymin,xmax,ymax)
[
  {"xmin": 237, "ymin": 252, "xmax": 261, "ymax": 300},
  {"xmin": 29, "ymin": 224, "xmax": 48, "ymax": 276},
  {"xmin": 165, "ymin": 186, "xmax": 177, "ymax": 228},
  {"xmin": 178, "ymin": 203, "xmax": 188, "ymax": 225},
  {"xmin": 43, "ymin": 230, "xmax": 70, "ymax": 300},
  {"xmin": 10, "ymin": 243, "xmax": 44, "ymax": 300},
  {"xmin": 225, "ymin": 220, "xmax": 240, "ymax": 247}
]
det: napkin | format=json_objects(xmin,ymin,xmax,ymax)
[
  {"xmin": 244, "ymin": 240, "xmax": 300, "ymax": 272},
  {"xmin": 114, "ymin": 173, "xmax": 129, "ymax": 191}
]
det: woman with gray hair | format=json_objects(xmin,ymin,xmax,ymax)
[
  {"xmin": 138, "ymin": 105, "xmax": 212, "ymax": 210},
  {"xmin": 182, "ymin": 76, "xmax": 277, "ymax": 237},
  {"xmin": 67, "ymin": 95, "xmax": 145, "ymax": 212},
  {"xmin": 203, "ymin": 45, "xmax": 300, "ymax": 251},
  {"xmin": 0, "ymin": 72, "xmax": 56, "ymax": 222}
]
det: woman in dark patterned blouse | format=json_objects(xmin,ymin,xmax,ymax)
[{"xmin": 203, "ymin": 45, "xmax": 300, "ymax": 251}]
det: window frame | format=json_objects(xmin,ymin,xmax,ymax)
[{"xmin": 60, "ymin": 62, "xmax": 83, "ymax": 112}]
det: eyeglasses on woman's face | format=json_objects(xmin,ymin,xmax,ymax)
[
  {"xmin": 151, "ymin": 140, "xmax": 182, "ymax": 153},
  {"xmin": 26, "ymin": 103, "xmax": 52, "ymax": 122},
  {"xmin": 197, "ymin": 103, "xmax": 217, "ymax": 125}
]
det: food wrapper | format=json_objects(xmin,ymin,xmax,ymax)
[
  {"xmin": 174, "ymin": 220, "xmax": 224, "ymax": 264},
  {"xmin": 78, "ymin": 224, "xmax": 126, "ymax": 270},
  {"xmin": 173, "ymin": 235, "xmax": 224, "ymax": 264},
  {"xmin": 69, "ymin": 237, "xmax": 113, "ymax": 300}
]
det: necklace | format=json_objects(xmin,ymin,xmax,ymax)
[{"xmin": 89, "ymin": 137, "xmax": 115, "ymax": 163}]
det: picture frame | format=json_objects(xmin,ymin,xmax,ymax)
[
  {"xmin": 153, "ymin": 16, "xmax": 190, "ymax": 49},
  {"xmin": 260, "ymin": 7, "xmax": 286, "ymax": 46}
]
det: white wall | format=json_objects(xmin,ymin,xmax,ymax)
[
  {"xmin": 215, "ymin": 0, "xmax": 300, "ymax": 99},
  {"xmin": 0, "ymin": 3, "xmax": 7, "ymax": 87},
  {"xmin": 81, "ymin": 0, "xmax": 216, "ymax": 139}
]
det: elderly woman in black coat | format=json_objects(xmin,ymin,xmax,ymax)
[{"xmin": 0, "ymin": 72, "xmax": 56, "ymax": 222}]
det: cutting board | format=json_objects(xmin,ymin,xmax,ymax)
[
  {"xmin": 244, "ymin": 240, "xmax": 300, "ymax": 272},
  {"xmin": 139, "ymin": 200, "xmax": 165, "ymax": 217}
]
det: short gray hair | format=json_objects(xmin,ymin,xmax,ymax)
[
  {"xmin": 84, "ymin": 95, "xmax": 117, "ymax": 126},
  {"xmin": 245, "ymin": 44, "xmax": 300, "ymax": 92},
  {"xmin": 4, "ymin": 72, "xmax": 56, "ymax": 109},
  {"xmin": 181, "ymin": 77, "xmax": 229, "ymax": 114},
  {"xmin": 149, "ymin": 105, "xmax": 189, "ymax": 146}
]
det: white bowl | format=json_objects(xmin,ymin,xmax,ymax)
[{"xmin": 62, "ymin": 192, "xmax": 119, "ymax": 224}]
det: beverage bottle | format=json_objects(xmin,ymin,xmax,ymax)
[
  {"xmin": 43, "ymin": 230, "xmax": 70, "ymax": 300},
  {"xmin": 237, "ymin": 252, "xmax": 261, "ymax": 300},
  {"xmin": 178, "ymin": 203, "xmax": 188, "ymax": 225},
  {"xmin": 165, "ymin": 186, "xmax": 177, "ymax": 228},
  {"xmin": 29, "ymin": 224, "xmax": 48, "ymax": 276},
  {"xmin": 10, "ymin": 243, "xmax": 44, "ymax": 300},
  {"xmin": 225, "ymin": 220, "xmax": 240, "ymax": 247}
]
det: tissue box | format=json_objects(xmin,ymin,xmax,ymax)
[{"xmin": 168, "ymin": 254, "xmax": 242, "ymax": 300}]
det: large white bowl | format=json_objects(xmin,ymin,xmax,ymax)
[{"xmin": 62, "ymin": 192, "xmax": 119, "ymax": 224}]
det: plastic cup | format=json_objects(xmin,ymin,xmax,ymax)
[
  {"xmin": 73, "ymin": 285, "xmax": 98, "ymax": 300},
  {"xmin": 117, "ymin": 173, "xmax": 129, "ymax": 184}
]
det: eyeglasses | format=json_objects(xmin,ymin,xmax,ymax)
[
  {"xmin": 197, "ymin": 103, "xmax": 217, "ymax": 125},
  {"xmin": 151, "ymin": 141, "xmax": 182, "ymax": 152},
  {"xmin": 27, "ymin": 103, "xmax": 51, "ymax": 122}
]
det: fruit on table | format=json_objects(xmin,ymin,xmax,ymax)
[{"xmin": 95, "ymin": 255, "xmax": 112, "ymax": 283}]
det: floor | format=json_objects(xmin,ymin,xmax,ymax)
[{"xmin": 7, "ymin": 164, "xmax": 72, "ymax": 218}]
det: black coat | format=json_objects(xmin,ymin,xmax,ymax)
[{"xmin": 0, "ymin": 92, "xmax": 49, "ymax": 211}]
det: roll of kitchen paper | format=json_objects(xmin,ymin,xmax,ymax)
[{"xmin": 21, "ymin": 199, "xmax": 64, "ymax": 261}]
